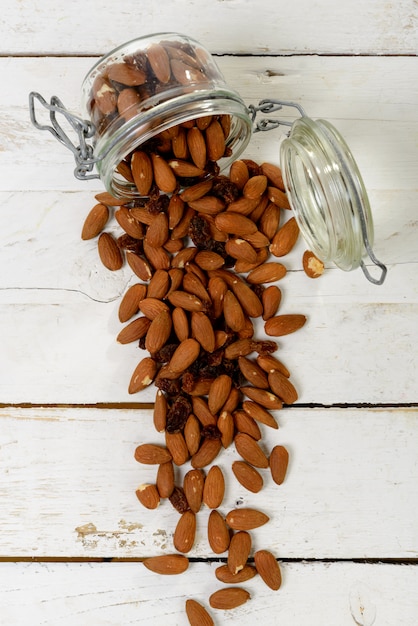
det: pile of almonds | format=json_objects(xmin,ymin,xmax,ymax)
[{"xmin": 81, "ymin": 137, "xmax": 324, "ymax": 623}]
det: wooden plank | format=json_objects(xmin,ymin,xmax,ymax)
[
  {"xmin": 3, "ymin": 56, "xmax": 417, "ymax": 192},
  {"xmin": 0, "ymin": 406, "xmax": 416, "ymax": 559},
  {"xmin": 0, "ymin": 561, "xmax": 417, "ymax": 625},
  {"xmin": 2, "ymin": 0, "xmax": 417, "ymax": 55}
]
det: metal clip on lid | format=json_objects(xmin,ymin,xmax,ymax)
[
  {"xmin": 249, "ymin": 99, "xmax": 387, "ymax": 286},
  {"xmin": 29, "ymin": 92, "xmax": 100, "ymax": 181}
]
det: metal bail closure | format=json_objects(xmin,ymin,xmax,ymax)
[
  {"xmin": 248, "ymin": 99, "xmax": 387, "ymax": 285},
  {"xmin": 28, "ymin": 92, "xmax": 100, "ymax": 181}
]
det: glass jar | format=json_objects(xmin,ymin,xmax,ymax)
[{"xmin": 29, "ymin": 34, "xmax": 386, "ymax": 284}]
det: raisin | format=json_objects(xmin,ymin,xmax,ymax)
[
  {"xmin": 211, "ymin": 177, "xmax": 240, "ymax": 203},
  {"xmin": 200, "ymin": 425, "xmax": 222, "ymax": 440},
  {"xmin": 155, "ymin": 377, "xmax": 182, "ymax": 396},
  {"xmin": 146, "ymin": 193, "xmax": 170, "ymax": 215},
  {"xmin": 252, "ymin": 284, "xmax": 265, "ymax": 300},
  {"xmin": 138, "ymin": 336, "xmax": 146, "ymax": 350},
  {"xmin": 117, "ymin": 234, "xmax": 143, "ymax": 255},
  {"xmin": 169, "ymin": 486, "xmax": 190, "ymax": 513},
  {"xmin": 166, "ymin": 395, "xmax": 192, "ymax": 433},
  {"xmin": 250, "ymin": 340, "xmax": 278, "ymax": 355},
  {"xmin": 153, "ymin": 343, "xmax": 179, "ymax": 364},
  {"xmin": 242, "ymin": 159, "xmax": 262, "ymax": 177},
  {"xmin": 189, "ymin": 215, "xmax": 212, "ymax": 250}
]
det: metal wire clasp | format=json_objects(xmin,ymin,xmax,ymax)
[
  {"xmin": 29, "ymin": 92, "xmax": 100, "ymax": 181},
  {"xmin": 248, "ymin": 99, "xmax": 306, "ymax": 133}
]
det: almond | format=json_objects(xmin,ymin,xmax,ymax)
[
  {"xmin": 246, "ymin": 262, "xmax": 287, "ymax": 284},
  {"xmin": 174, "ymin": 510, "xmax": 196, "ymax": 553},
  {"xmin": 208, "ymin": 374, "xmax": 232, "ymax": 415},
  {"xmin": 145, "ymin": 309, "xmax": 172, "ymax": 355},
  {"xmin": 116, "ymin": 160, "xmax": 135, "ymax": 183},
  {"xmin": 261, "ymin": 162, "xmax": 285, "ymax": 190},
  {"xmin": 171, "ymin": 246, "xmax": 198, "ymax": 269},
  {"xmin": 224, "ymin": 338, "xmax": 253, "ymax": 360},
  {"xmin": 194, "ymin": 250, "xmax": 225, "ymax": 271},
  {"xmin": 185, "ymin": 599, "xmax": 214, "ymax": 626},
  {"xmin": 180, "ymin": 179, "xmax": 213, "ymax": 202},
  {"xmin": 165, "ymin": 431, "xmax": 190, "ymax": 466},
  {"xmin": 116, "ymin": 316, "xmax": 151, "ymax": 344},
  {"xmin": 168, "ymin": 159, "xmax": 205, "ymax": 178},
  {"xmin": 94, "ymin": 191, "xmax": 130, "ymax": 207},
  {"xmin": 223, "ymin": 290, "xmax": 246, "ymax": 332},
  {"xmin": 215, "ymin": 564, "xmax": 257, "ymax": 584},
  {"xmin": 167, "ymin": 290, "xmax": 205, "ymax": 312},
  {"xmin": 254, "ymin": 550, "xmax": 282, "ymax": 590},
  {"xmin": 172, "ymin": 128, "xmax": 189, "ymax": 160},
  {"xmin": 135, "ymin": 483, "xmax": 160, "ymax": 509},
  {"xmin": 303, "ymin": 249, "xmax": 325, "ymax": 278},
  {"xmin": 172, "ymin": 306, "xmax": 189, "ymax": 342},
  {"xmin": 233, "ymin": 410, "xmax": 261, "ymax": 441},
  {"xmin": 264, "ymin": 313, "xmax": 307, "ymax": 337},
  {"xmin": 147, "ymin": 43, "xmax": 171, "ymax": 83},
  {"xmin": 145, "ymin": 212, "xmax": 169, "ymax": 248},
  {"xmin": 221, "ymin": 387, "xmax": 240, "ymax": 414},
  {"xmin": 184, "ymin": 414, "xmax": 201, "ymax": 456},
  {"xmin": 97, "ymin": 232, "xmax": 123, "ymax": 270},
  {"xmin": 232, "ymin": 460, "xmax": 264, "ymax": 493},
  {"xmin": 134, "ymin": 443, "xmax": 172, "ymax": 465},
  {"xmin": 130, "ymin": 150, "xmax": 153, "ymax": 196},
  {"xmin": 205, "ymin": 119, "xmax": 225, "ymax": 161},
  {"xmin": 119, "ymin": 283, "xmax": 147, "ymax": 323},
  {"xmin": 268, "ymin": 370, "xmax": 298, "ymax": 404},
  {"xmin": 192, "ymin": 397, "xmax": 217, "ymax": 427},
  {"xmin": 187, "ymin": 127, "xmax": 207, "ymax": 169},
  {"xmin": 202, "ymin": 465, "xmax": 225, "ymax": 509},
  {"xmin": 128, "ymin": 357, "xmax": 157, "ymax": 394},
  {"xmin": 242, "ymin": 401, "xmax": 279, "ymax": 429},
  {"xmin": 261, "ymin": 285, "xmax": 282, "ymax": 321},
  {"xmin": 240, "ymin": 386, "xmax": 283, "ymax": 410},
  {"xmin": 183, "ymin": 469, "xmax": 205, "ymax": 513},
  {"xmin": 228, "ymin": 531, "xmax": 252, "ymax": 574},
  {"xmin": 138, "ymin": 297, "xmax": 170, "ymax": 320},
  {"xmin": 166, "ymin": 338, "xmax": 201, "ymax": 377},
  {"xmin": 191, "ymin": 312, "xmax": 216, "ymax": 352},
  {"xmin": 234, "ymin": 247, "xmax": 268, "ymax": 273},
  {"xmin": 259, "ymin": 202, "xmax": 280, "ymax": 241},
  {"xmin": 215, "ymin": 212, "xmax": 257, "ymax": 236},
  {"xmin": 108, "ymin": 62, "xmax": 146, "ymax": 86},
  {"xmin": 92, "ymin": 76, "xmax": 117, "ymax": 115},
  {"xmin": 196, "ymin": 115, "xmax": 213, "ymax": 130},
  {"xmin": 217, "ymin": 411, "xmax": 235, "ymax": 449},
  {"xmin": 225, "ymin": 508, "xmax": 269, "ymax": 531},
  {"xmin": 243, "ymin": 174, "xmax": 268, "ymax": 199},
  {"xmin": 256, "ymin": 354, "xmax": 290, "ymax": 378},
  {"xmin": 207, "ymin": 510, "xmax": 230, "ymax": 554},
  {"xmin": 268, "ymin": 185, "xmax": 291, "ymax": 209},
  {"xmin": 208, "ymin": 276, "xmax": 228, "ymax": 319},
  {"xmin": 143, "ymin": 554, "xmax": 189, "ymax": 575},
  {"xmin": 225, "ymin": 238, "xmax": 257, "ymax": 263},
  {"xmin": 234, "ymin": 432, "xmax": 269, "ymax": 468},
  {"xmin": 143, "ymin": 240, "xmax": 171, "ymax": 270},
  {"xmin": 156, "ymin": 460, "xmax": 174, "ymax": 498},
  {"xmin": 269, "ymin": 445, "xmax": 289, "ymax": 485},
  {"xmin": 188, "ymin": 196, "xmax": 225, "ymax": 215},
  {"xmin": 117, "ymin": 88, "xmax": 141, "ymax": 119},
  {"xmin": 191, "ymin": 438, "xmax": 222, "ymax": 469},
  {"xmin": 226, "ymin": 196, "xmax": 259, "ymax": 216},
  {"xmin": 209, "ymin": 587, "xmax": 250, "ymax": 610},
  {"xmin": 238, "ymin": 356, "xmax": 269, "ymax": 389},
  {"xmin": 171, "ymin": 206, "xmax": 195, "ymax": 239},
  {"xmin": 126, "ymin": 251, "xmax": 153, "ymax": 281},
  {"xmin": 81, "ymin": 203, "xmax": 109, "ymax": 240},
  {"xmin": 229, "ymin": 160, "xmax": 249, "ymax": 190},
  {"xmin": 270, "ymin": 216, "xmax": 300, "ymax": 256},
  {"xmin": 147, "ymin": 269, "xmax": 170, "ymax": 300},
  {"xmin": 151, "ymin": 153, "xmax": 177, "ymax": 193},
  {"xmin": 115, "ymin": 206, "xmax": 144, "ymax": 239},
  {"xmin": 171, "ymin": 59, "xmax": 205, "ymax": 85}
]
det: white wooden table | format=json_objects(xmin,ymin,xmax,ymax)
[{"xmin": 1, "ymin": 2, "xmax": 417, "ymax": 624}]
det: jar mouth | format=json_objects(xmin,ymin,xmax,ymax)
[{"xmin": 280, "ymin": 117, "xmax": 374, "ymax": 271}]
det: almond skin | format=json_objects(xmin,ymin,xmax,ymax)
[
  {"xmin": 268, "ymin": 370, "xmax": 298, "ymax": 404},
  {"xmin": 207, "ymin": 510, "xmax": 231, "ymax": 554},
  {"xmin": 156, "ymin": 460, "xmax": 174, "ymax": 498},
  {"xmin": 262, "ymin": 285, "xmax": 282, "ymax": 321},
  {"xmin": 184, "ymin": 414, "xmax": 201, "ymax": 456},
  {"xmin": 241, "ymin": 400, "xmax": 279, "ymax": 430},
  {"xmin": 191, "ymin": 312, "xmax": 216, "ymax": 353},
  {"xmin": 202, "ymin": 465, "xmax": 225, "ymax": 509},
  {"xmin": 225, "ymin": 508, "xmax": 269, "ymax": 530},
  {"xmin": 243, "ymin": 174, "xmax": 268, "ymax": 199},
  {"xmin": 183, "ymin": 469, "xmax": 205, "ymax": 513},
  {"xmin": 128, "ymin": 357, "xmax": 157, "ymax": 394},
  {"xmin": 134, "ymin": 443, "xmax": 172, "ymax": 465},
  {"xmin": 261, "ymin": 162, "xmax": 285, "ymax": 190},
  {"xmin": 215, "ymin": 564, "xmax": 257, "ymax": 584},
  {"xmin": 205, "ymin": 119, "xmax": 226, "ymax": 161},
  {"xmin": 240, "ymin": 387, "xmax": 283, "ymax": 410},
  {"xmin": 246, "ymin": 262, "xmax": 287, "ymax": 284},
  {"xmin": 228, "ymin": 531, "xmax": 252, "ymax": 575},
  {"xmin": 166, "ymin": 338, "xmax": 201, "ymax": 378},
  {"xmin": 143, "ymin": 554, "xmax": 189, "ymax": 575},
  {"xmin": 232, "ymin": 460, "xmax": 264, "ymax": 493},
  {"xmin": 145, "ymin": 309, "xmax": 172, "ymax": 355},
  {"xmin": 165, "ymin": 431, "xmax": 190, "ymax": 466},
  {"xmin": 215, "ymin": 212, "xmax": 257, "ymax": 236},
  {"xmin": 208, "ymin": 374, "xmax": 232, "ymax": 415},
  {"xmin": 254, "ymin": 550, "xmax": 282, "ymax": 590},
  {"xmin": 229, "ymin": 160, "xmax": 249, "ymax": 190},
  {"xmin": 209, "ymin": 587, "xmax": 250, "ymax": 610},
  {"xmin": 264, "ymin": 314, "xmax": 307, "ymax": 337},
  {"xmin": 151, "ymin": 153, "xmax": 177, "ymax": 193},
  {"xmin": 187, "ymin": 127, "xmax": 207, "ymax": 170},
  {"xmin": 118, "ymin": 283, "xmax": 147, "ymax": 322},
  {"xmin": 130, "ymin": 150, "xmax": 153, "ymax": 196},
  {"xmin": 81, "ymin": 203, "xmax": 109, "ymax": 240},
  {"xmin": 185, "ymin": 599, "xmax": 214, "ymax": 626},
  {"xmin": 116, "ymin": 316, "xmax": 151, "ymax": 344},
  {"xmin": 173, "ymin": 510, "xmax": 196, "ymax": 553},
  {"xmin": 269, "ymin": 445, "xmax": 289, "ymax": 485},
  {"xmin": 97, "ymin": 232, "xmax": 123, "ymax": 270},
  {"xmin": 234, "ymin": 432, "xmax": 269, "ymax": 468},
  {"xmin": 270, "ymin": 216, "xmax": 299, "ymax": 257},
  {"xmin": 135, "ymin": 483, "xmax": 160, "ymax": 509},
  {"xmin": 191, "ymin": 438, "xmax": 222, "ymax": 469}
]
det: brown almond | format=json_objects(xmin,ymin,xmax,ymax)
[
  {"xmin": 228, "ymin": 531, "xmax": 252, "ymax": 575},
  {"xmin": 208, "ymin": 276, "xmax": 228, "ymax": 319},
  {"xmin": 270, "ymin": 216, "xmax": 300, "ymax": 256},
  {"xmin": 262, "ymin": 285, "xmax": 282, "ymax": 321},
  {"xmin": 115, "ymin": 206, "xmax": 144, "ymax": 239},
  {"xmin": 165, "ymin": 431, "xmax": 190, "ymax": 466},
  {"xmin": 167, "ymin": 194, "xmax": 185, "ymax": 229},
  {"xmin": 138, "ymin": 297, "xmax": 170, "ymax": 320},
  {"xmin": 234, "ymin": 247, "xmax": 268, "ymax": 273},
  {"xmin": 224, "ymin": 338, "xmax": 253, "ymax": 360},
  {"xmin": 94, "ymin": 191, "xmax": 130, "ymax": 207},
  {"xmin": 209, "ymin": 587, "xmax": 250, "ymax": 610},
  {"xmin": 191, "ymin": 438, "xmax": 222, "ymax": 469},
  {"xmin": 208, "ymin": 374, "xmax": 232, "ymax": 415},
  {"xmin": 238, "ymin": 356, "xmax": 269, "ymax": 389},
  {"xmin": 205, "ymin": 119, "xmax": 226, "ymax": 161},
  {"xmin": 261, "ymin": 162, "xmax": 285, "ymax": 190},
  {"xmin": 126, "ymin": 251, "xmax": 153, "ymax": 281},
  {"xmin": 174, "ymin": 510, "xmax": 196, "ymax": 553},
  {"xmin": 143, "ymin": 554, "xmax": 189, "ymax": 575},
  {"xmin": 130, "ymin": 150, "xmax": 153, "ymax": 196},
  {"xmin": 116, "ymin": 316, "xmax": 151, "ymax": 344},
  {"xmin": 167, "ymin": 290, "xmax": 205, "ymax": 312},
  {"xmin": 192, "ymin": 397, "xmax": 217, "ymax": 427},
  {"xmin": 268, "ymin": 185, "xmax": 291, "ymax": 209},
  {"xmin": 225, "ymin": 238, "xmax": 257, "ymax": 263},
  {"xmin": 187, "ymin": 127, "xmax": 207, "ymax": 170},
  {"xmin": 116, "ymin": 160, "xmax": 135, "ymax": 182},
  {"xmin": 185, "ymin": 599, "xmax": 214, "ymax": 626},
  {"xmin": 259, "ymin": 202, "xmax": 280, "ymax": 241},
  {"xmin": 171, "ymin": 59, "xmax": 205, "ymax": 85},
  {"xmin": 246, "ymin": 262, "xmax": 287, "ymax": 284},
  {"xmin": 229, "ymin": 160, "xmax": 249, "ymax": 190},
  {"xmin": 234, "ymin": 432, "xmax": 269, "ymax": 468},
  {"xmin": 208, "ymin": 510, "xmax": 230, "ymax": 554},
  {"xmin": 81, "ymin": 203, "xmax": 109, "ymax": 240},
  {"xmin": 97, "ymin": 232, "xmax": 123, "ymax": 270},
  {"xmin": 264, "ymin": 313, "xmax": 307, "ymax": 337},
  {"xmin": 147, "ymin": 43, "xmax": 171, "ymax": 83},
  {"xmin": 191, "ymin": 312, "xmax": 216, "ymax": 353},
  {"xmin": 233, "ymin": 410, "xmax": 261, "ymax": 441},
  {"xmin": 232, "ymin": 460, "xmax": 264, "ymax": 493},
  {"xmin": 135, "ymin": 483, "xmax": 160, "ymax": 509},
  {"xmin": 145, "ymin": 212, "xmax": 169, "ymax": 248},
  {"xmin": 93, "ymin": 76, "xmax": 117, "ymax": 115},
  {"xmin": 270, "ymin": 444, "xmax": 289, "ymax": 485},
  {"xmin": 145, "ymin": 309, "xmax": 172, "ymax": 355},
  {"xmin": 243, "ymin": 174, "xmax": 268, "ymax": 199},
  {"xmin": 217, "ymin": 410, "xmax": 235, "ymax": 449},
  {"xmin": 196, "ymin": 115, "xmax": 213, "ymax": 130},
  {"xmin": 153, "ymin": 390, "xmax": 167, "ymax": 433},
  {"xmin": 240, "ymin": 386, "xmax": 283, "ymax": 410},
  {"xmin": 194, "ymin": 250, "xmax": 225, "ymax": 271},
  {"xmin": 119, "ymin": 283, "xmax": 147, "ymax": 323},
  {"xmin": 215, "ymin": 564, "xmax": 257, "ymax": 584},
  {"xmin": 221, "ymin": 387, "xmax": 241, "ymax": 414},
  {"xmin": 172, "ymin": 127, "xmax": 189, "ymax": 160},
  {"xmin": 180, "ymin": 179, "xmax": 213, "ymax": 202},
  {"xmin": 130, "ymin": 206, "xmax": 156, "ymax": 225},
  {"xmin": 117, "ymin": 88, "xmax": 141, "ymax": 119},
  {"xmin": 303, "ymin": 249, "xmax": 325, "ymax": 278},
  {"xmin": 183, "ymin": 469, "xmax": 205, "ymax": 514},
  {"xmin": 172, "ymin": 206, "xmax": 196, "ymax": 240},
  {"xmin": 172, "ymin": 307, "xmax": 189, "ymax": 342},
  {"xmin": 188, "ymin": 196, "xmax": 226, "ymax": 215},
  {"xmin": 202, "ymin": 465, "xmax": 225, "ymax": 509},
  {"xmin": 151, "ymin": 153, "xmax": 177, "ymax": 193},
  {"xmin": 225, "ymin": 508, "xmax": 269, "ymax": 531},
  {"xmin": 268, "ymin": 370, "xmax": 298, "ymax": 404},
  {"xmin": 215, "ymin": 212, "xmax": 257, "ymax": 236},
  {"xmin": 184, "ymin": 414, "xmax": 201, "ymax": 456},
  {"xmin": 156, "ymin": 460, "xmax": 174, "ymax": 498},
  {"xmin": 171, "ymin": 246, "xmax": 197, "ymax": 269},
  {"xmin": 223, "ymin": 290, "xmax": 246, "ymax": 332},
  {"xmin": 254, "ymin": 550, "xmax": 282, "ymax": 590},
  {"xmin": 166, "ymin": 338, "xmax": 201, "ymax": 377},
  {"xmin": 242, "ymin": 401, "xmax": 279, "ymax": 430},
  {"xmin": 226, "ymin": 196, "xmax": 259, "ymax": 216},
  {"xmin": 167, "ymin": 159, "xmax": 205, "ymax": 178},
  {"xmin": 143, "ymin": 240, "xmax": 171, "ymax": 270},
  {"xmin": 147, "ymin": 269, "xmax": 170, "ymax": 300},
  {"xmin": 134, "ymin": 443, "xmax": 172, "ymax": 465},
  {"xmin": 128, "ymin": 357, "xmax": 157, "ymax": 394},
  {"xmin": 108, "ymin": 62, "xmax": 146, "ymax": 86},
  {"xmin": 242, "ymin": 229, "xmax": 270, "ymax": 248},
  {"xmin": 256, "ymin": 354, "xmax": 290, "ymax": 378}
]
